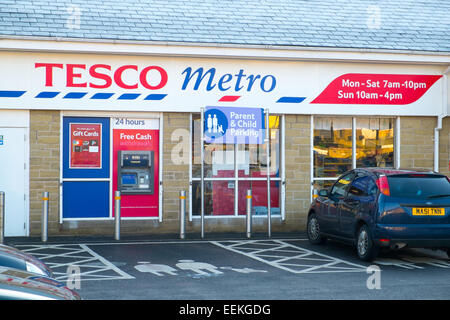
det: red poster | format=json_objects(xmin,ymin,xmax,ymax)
[
  {"xmin": 311, "ymin": 74, "xmax": 442, "ymax": 105},
  {"xmin": 70, "ymin": 123, "xmax": 102, "ymax": 168}
]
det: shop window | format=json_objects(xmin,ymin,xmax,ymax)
[
  {"xmin": 356, "ymin": 118, "xmax": 394, "ymax": 168},
  {"xmin": 191, "ymin": 113, "xmax": 281, "ymax": 217},
  {"xmin": 313, "ymin": 116, "xmax": 395, "ymax": 195},
  {"xmin": 313, "ymin": 117, "xmax": 352, "ymax": 178}
]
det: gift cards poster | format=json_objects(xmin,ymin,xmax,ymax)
[{"xmin": 69, "ymin": 123, "xmax": 102, "ymax": 168}]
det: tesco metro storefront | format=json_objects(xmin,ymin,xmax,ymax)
[{"xmin": 0, "ymin": 44, "xmax": 448, "ymax": 238}]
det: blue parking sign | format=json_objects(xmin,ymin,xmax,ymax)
[{"xmin": 204, "ymin": 106, "xmax": 265, "ymax": 144}]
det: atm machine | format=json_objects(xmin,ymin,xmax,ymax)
[{"xmin": 118, "ymin": 150, "xmax": 154, "ymax": 194}]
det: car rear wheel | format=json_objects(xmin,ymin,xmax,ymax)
[
  {"xmin": 356, "ymin": 224, "xmax": 379, "ymax": 261},
  {"xmin": 446, "ymin": 249, "xmax": 450, "ymax": 259},
  {"xmin": 307, "ymin": 213, "xmax": 326, "ymax": 245}
]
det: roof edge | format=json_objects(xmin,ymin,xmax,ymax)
[{"xmin": 0, "ymin": 35, "xmax": 449, "ymax": 64}]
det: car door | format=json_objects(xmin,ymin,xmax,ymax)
[
  {"xmin": 321, "ymin": 171, "xmax": 356, "ymax": 235},
  {"xmin": 340, "ymin": 173, "xmax": 377, "ymax": 238}
]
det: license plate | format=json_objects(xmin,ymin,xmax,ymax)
[{"xmin": 412, "ymin": 207, "xmax": 445, "ymax": 216}]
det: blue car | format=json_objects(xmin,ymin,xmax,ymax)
[{"xmin": 307, "ymin": 168, "xmax": 450, "ymax": 261}]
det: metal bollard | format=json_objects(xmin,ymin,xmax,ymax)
[
  {"xmin": 313, "ymin": 188, "xmax": 319, "ymax": 199},
  {"xmin": 41, "ymin": 192, "xmax": 49, "ymax": 243},
  {"xmin": 179, "ymin": 190, "xmax": 186, "ymax": 239},
  {"xmin": 114, "ymin": 191, "xmax": 121, "ymax": 241},
  {"xmin": 0, "ymin": 192, "xmax": 4, "ymax": 244},
  {"xmin": 246, "ymin": 190, "xmax": 252, "ymax": 238}
]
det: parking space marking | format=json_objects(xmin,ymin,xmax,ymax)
[
  {"xmin": 399, "ymin": 256, "xmax": 450, "ymax": 268},
  {"xmin": 17, "ymin": 244, "xmax": 134, "ymax": 281},
  {"xmin": 212, "ymin": 240, "xmax": 367, "ymax": 274},
  {"xmin": 374, "ymin": 254, "xmax": 450, "ymax": 270}
]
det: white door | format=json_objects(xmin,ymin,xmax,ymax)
[{"xmin": 0, "ymin": 127, "xmax": 28, "ymax": 236}]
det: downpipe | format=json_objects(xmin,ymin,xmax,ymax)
[{"xmin": 434, "ymin": 66, "xmax": 449, "ymax": 173}]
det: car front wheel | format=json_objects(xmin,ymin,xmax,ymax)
[
  {"xmin": 307, "ymin": 213, "xmax": 326, "ymax": 245},
  {"xmin": 446, "ymin": 249, "xmax": 450, "ymax": 259},
  {"xmin": 356, "ymin": 224, "xmax": 379, "ymax": 261}
]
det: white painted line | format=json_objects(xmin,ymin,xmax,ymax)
[
  {"xmin": 374, "ymin": 258, "xmax": 424, "ymax": 269},
  {"xmin": 211, "ymin": 241, "xmax": 296, "ymax": 273},
  {"xmin": 80, "ymin": 244, "xmax": 135, "ymax": 280},
  {"xmin": 273, "ymin": 240, "xmax": 367, "ymax": 270},
  {"xmin": 19, "ymin": 244, "xmax": 135, "ymax": 281},
  {"xmin": 14, "ymin": 238, "xmax": 309, "ymax": 247},
  {"xmin": 212, "ymin": 240, "xmax": 367, "ymax": 274}
]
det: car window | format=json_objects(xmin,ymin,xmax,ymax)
[
  {"xmin": 330, "ymin": 172, "xmax": 355, "ymax": 199},
  {"xmin": 388, "ymin": 175, "xmax": 450, "ymax": 199},
  {"xmin": 348, "ymin": 174, "xmax": 377, "ymax": 197}
]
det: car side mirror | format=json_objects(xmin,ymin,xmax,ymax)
[{"xmin": 318, "ymin": 189, "xmax": 329, "ymax": 197}]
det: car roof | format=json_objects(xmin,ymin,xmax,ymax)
[
  {"xmin": 0, "ymin": 244, "xmax": 52, "ymax": 277},
  {"xmin": 357, "ymin": 167, "xmax": 437, "ymax": 176},
  {"xmin": 0, "ymin": 266, "xmax": 80, "ymax": 300}
]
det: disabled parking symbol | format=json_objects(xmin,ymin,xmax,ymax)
[
  {"xmin": 134, "ymin": 260, "xmax": 224, "ymax": 277},
  {"xmin": 134, "ymin": 262, "xmax": 178, "ymax": 276},
  {"xmin": 176, "ymin": 259, "xmax": 223, "ymax": 276}
]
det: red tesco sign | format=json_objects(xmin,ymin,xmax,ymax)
[{"xmin": 35, "ymin": 63, "xmax": 168, "ymax": 90}]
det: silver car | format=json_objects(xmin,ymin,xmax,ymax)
[
  {"xmin": 0, "ymin": 266, "xmax": 80, "ymax": 300},
  {"xmin": 0, "ymin": 244, "xmax": 53, "ymax": 278}
]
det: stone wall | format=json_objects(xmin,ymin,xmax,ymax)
[
  {"xmin": 439, "ymin": 117, "xmax": 450, "ymax": 176},
  {"xmin": 29, "ymin": 110, "xmax": 60, "ymax": 236},
  {"xmin": 283, "ymin": 115, "xmax": 311, "ymax": 231},
  {"xmin": 399, "ymin": 116, "xmax": 435, "ymax": 170},
  {"xmin": 26, "ymin": 113, "xmax": 450, "ymax": 237},
  {"xmin": 160, "ymin": 112, "xmax": 191, "ymax": 232},
  {"xmin": 27, "ymin": 112, "xmax": 311, "ymax": 237}
]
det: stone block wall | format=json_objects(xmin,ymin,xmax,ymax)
[
  {"xmin": 439, "ymin": 117, "xmax": 450, "ymax": 176},
  {"xmin": 27, "ymin": 111, "xmax": 311, "ymax": 237},
  {"xmin": 283, "ymin": 114, "xmax": 311, "ymax": 231},
  {"xmin": 29, "ymin": 110, "xmax": 60, "ymax": 236},
  {"xmin": 160, "ymin": 112, "xmax": 191, "ymax": 232},
  {"xmin": 399, "ymin": 116, "xmax": 435, "ymax": 170}
]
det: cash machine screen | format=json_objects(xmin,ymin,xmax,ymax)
[
  {"xmin": 121, "ymin": 173, "xmax": 137, "ymax": 185},
  {"xmin": 118, "ymin": 150, "xmax": 154, "ymax": 194},
  {"xmin": 122, "ymin": 154, "xmax": 149, "ymax": 167}
]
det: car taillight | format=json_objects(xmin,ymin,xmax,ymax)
[{"xmin": 376, "ymin": 176, "xmax": 390, "ymax": 196}]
